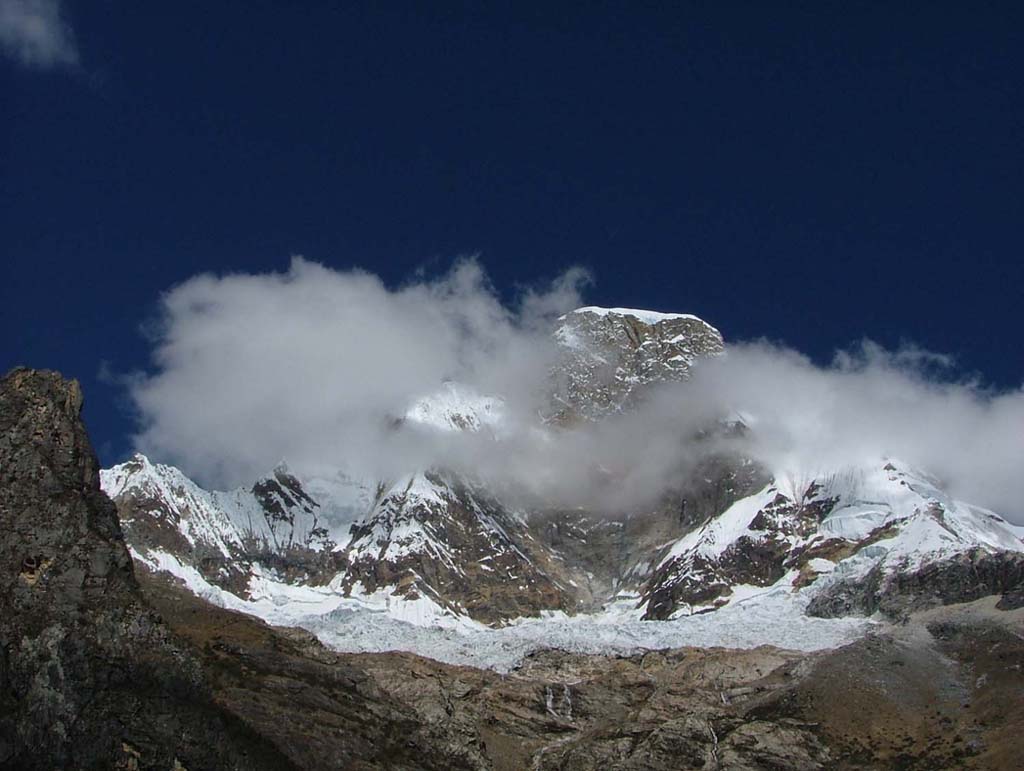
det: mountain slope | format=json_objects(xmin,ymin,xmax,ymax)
[
  {"xmin": 340, "ymin": 470, "xmax": 576, "ymax": 624},
  {"xmin": 643, "ymin": 460, "xmax": 1024, "ymax": 619},
  {"xmin": 101, "ymin": 454, "xmax": 369, "ymax": 595}
]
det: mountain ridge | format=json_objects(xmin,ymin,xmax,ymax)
[{"xmin": 99, "ymin": 306, "xmax": 1024, "ymax": 659}]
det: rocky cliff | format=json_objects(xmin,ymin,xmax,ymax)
[
  {"xmin": 0, "ymin": 369, "xmax": 296, "ymax": 769},
  {"xmin": 0, "ymin": 368, "xmax": 459, "ymax": 770}
]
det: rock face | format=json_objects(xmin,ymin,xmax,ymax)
[
  {"xmin": 101, "ymin": 454, "xmax": 361, "ymax": 596},
  {"xmin": 644, "ymin": 462, "xmax": 1024, "ymax": 620},
  {"xmin": 0, "ymin": 369, "xmax": 295, "ymax": 769},
  {"xmin": 340, "ymin": 470, "xmax": 576, "ymax": 624},
  {"xmin": 807, "ymin": 548, "xmax": 1024, "ymax": 619},
  {"xmin": 550, "ymin": 306, "xmax": 724, "ymax": 424}
]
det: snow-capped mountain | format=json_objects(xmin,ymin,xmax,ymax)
[
  {"xmin": 643, "ymin": 460, "xmax": 1024, "ymax": 620},
  {"xmin": 101, "ymin": 454, "xmax": 371, "ymax": 594},
  {"xmin": 403, "ymin": 381, "xmax": 504, "ymax": 433},
  {"xmin": 339, "ymin": 470, "xmax": 576, "ymax": 624},
  {"xmin": 100, "ymin": 305, "xmax": 1024, "ymax": 644}
]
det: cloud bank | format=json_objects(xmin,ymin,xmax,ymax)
[
  {"xmin": 129, "ymin": 258, "xmax": 590, "ymax": 487},
  {"xmin": 126, "ymin": 259, "xmax": 1024, "ymax": 522},
  {"xmin": 0, "ymin": 0, "xmax": 78, "ymax": 69},
  {"xmin": 684, "ymin": 343, "xmax": 1024, "ymax": 519}
]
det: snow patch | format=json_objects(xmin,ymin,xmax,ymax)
[{"xmin": 404, "ymin": 381, "xmax": 504, "ymax": 434}]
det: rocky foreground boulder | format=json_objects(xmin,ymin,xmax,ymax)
[
  {"xmin": 0, "ymin": 369, "xmax": 451, "ymax": 770},
  {"xmin": 0, "ymin": 369, "xmax": 286, "ymax": 769},
  {"xmin": 2, "ymin": 367, "xmax": 1023, "ymax": 770}
]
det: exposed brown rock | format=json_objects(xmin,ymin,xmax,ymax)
[
  {"xmin": 0, "ymin": 368, "xmax": 295, "ymax": 770},
  {"xmin": 550, "ymin": 308, "xmax": 724, "ymax": 424},
  {"xmin": 341, "ymin": 471, "xmax": 577, "ymax": 624}
]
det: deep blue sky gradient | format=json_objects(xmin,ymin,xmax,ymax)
[{"xmin": 3, "ymin": 1, "xmax": 1022, "ymax": 465}]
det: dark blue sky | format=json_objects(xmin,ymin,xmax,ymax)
[{"xmin": 3, "ymin": 1, "xmax": 1022, "ymax": 466}]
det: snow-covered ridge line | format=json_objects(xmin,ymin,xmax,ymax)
[
  {"xmin": 103, "ymin": 452, "xmax": 1024, "ymax": 670},
  {"xmin": 564, "ymin": 306, "xmax": 713, "ymax": 327},
  {"xmin": 101, "ymin": 452, "xmax": 371, "ymax": 557}
]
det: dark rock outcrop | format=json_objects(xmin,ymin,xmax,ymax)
[
  {"xmin": 0, "ymin": 368, "xmax": 295, "ymax": 769},
  {"xmin": 0, "ymin": 368, "xmax": 455, "ymax": 770}
]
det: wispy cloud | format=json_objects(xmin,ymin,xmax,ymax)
[{"xmin": 0, "ymin": 0, "xmax": 78, "ymax": 69}]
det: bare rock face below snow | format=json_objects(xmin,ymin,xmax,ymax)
[
  {"xmin": 808, "ymin": 548, "xmax": 1024, "ymax": 619},
  {"xmin": 341, "ymin": 471, "xmax": 577, "ymax": 624},
  {"xmin": 525, "ymin": 451, "xmax": 772, "ymax": 609},
  {"xmin": 550, "ymin": 306, "xmax": 724, "ymax": 423},
  {"xmin": 102, "ymin": 454, "xmax": 346, "ymax": 597},
  {"xmin": 0, "ymin": 369, "xmax": 296, "ymax": 770}
]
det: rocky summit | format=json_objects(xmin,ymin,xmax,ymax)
[
  {"xmin": 550, "ymin": 306, "xmax": 725, "ymax": 423},
  {"xmin": 4, "ymin": 304, "xmax": 1024, "ymax": 769}
]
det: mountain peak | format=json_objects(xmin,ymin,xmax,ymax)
[
  {"xmin": 129, "ymin": 451, "xmax": 155, "ymax": 467},
  {"xmin": 565, "ymin": 306, "xmax": 714, "ymax": 328},
  {"xmin": 551, "ymin": 304, "xmax": 725, "ymax": 423}
]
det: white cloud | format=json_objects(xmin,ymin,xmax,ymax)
[
  {"xmin": 128, "ymin": 257, "xmax": 589, "ymax": 487},
  {"xmin": 681, "ymin": 342, "xmax": 1024, "ymax": 520},
  {"xmin": 125, "ymin": 258, "xmax": 1024, "ymax": 523},
  {"xmin": 0, "ymin": 0, "xmax": 78, "ymax": 69}
]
